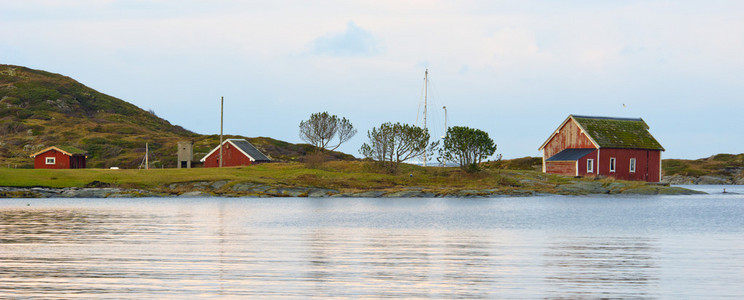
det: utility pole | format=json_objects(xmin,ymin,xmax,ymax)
[{"xmin": 219, "ymin": 96, "xmax": 223, "ymax": 168}]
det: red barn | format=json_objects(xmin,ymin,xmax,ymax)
[
  {"xmin": 538, "ymin": 115, "xmax": 665, "ymax": 182},
  {"xmin": 30, "ymin": 146, "xmax": 87, "ymax": 169},
  {"xmin": 200, "ymin": 139, "xmax": 271, "ymax": 168}
]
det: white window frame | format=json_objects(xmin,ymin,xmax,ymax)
[
  {"xmin": 630, "ymin": 158, "xmax": 636, "ymax": 173},
  {"xmin": 587, "ymin": 159, "xmax": 594, "ymax": 173},
  {"xmin": 609, "ymin": 157, "xmax": 616, "ymax": 173},
  {"xmin": 46, "ymin": 157, "xmax": 56, "ymax": 165}
]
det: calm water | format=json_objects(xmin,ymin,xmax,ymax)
[{"xmin": 1, "ymin": 186, "xmax": 743, "ymax": 298}]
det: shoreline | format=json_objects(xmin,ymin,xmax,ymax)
[
  {"xmin": 0, "ymin": 162, "xmax": 712, "ymax": 198},
  {"xmin": 1, "ymin": 181, "xmax": 705, "ymax": 198}
]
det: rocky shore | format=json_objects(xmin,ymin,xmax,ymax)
[
  {"xmin": 1, "ymin": 179, "xmax": 705, "ymax": 198},
  {"xmin": 661, "ymin": 174, "xmax": 744, "ymax": 185}
]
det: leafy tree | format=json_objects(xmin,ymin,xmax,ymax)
[
  {"xmin": 299, "ymin": 112, "xmax": 357, "ymax": 152},
  {"xmin": 440, "ymin": 126, "xmax": 496, "ymax": 172},
  {"xmin": 359, "ymin": 122, "xmax": 436, "ymax": 173}
]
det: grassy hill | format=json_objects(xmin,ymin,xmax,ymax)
[
  {"xmin": 662, "ymin": 153, "xmax": 744, "ymax": 177},
  {"xmin": 0, "ymin": 65, "xmax": 351, "ymax": 168}
]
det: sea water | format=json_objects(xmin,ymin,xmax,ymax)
[{"xmin": 1, "ymin": 186, "xmax": 743, "ymax": 298}]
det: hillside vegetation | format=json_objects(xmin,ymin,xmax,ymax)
[
  {"xmin": 0, "ymin": 65, "xmax": 350, "ymax": 168},
  {"xmin": 662, "ymin": 154, "xmax": 744, "ymax": 177}
]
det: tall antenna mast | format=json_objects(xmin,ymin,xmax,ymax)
[
  {"xmin": 219, "ymin": 96, "xmax": 223, "ymax": 168},
  {"xmin": 423, "ymin": 69, "xmax": 428, "ymax": 167}
]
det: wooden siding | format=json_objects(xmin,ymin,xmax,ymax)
[
  {"xmin": 576, "ymin": 150, "xmax": 599, "ymax": 177},
  {"xmin": 543, "ymin": 119, "xmax": 597, "ymax": 160},
  {"xmin": 203, "ymin": 143, "xmax": 254, "ymax": 168},
  {"xmin": 545, "ymin": 161, "xmax": 577, "ymax": 176},
  {"xmin": 34, "ymin": 149, "xmax": 69, "ymax": 169}
]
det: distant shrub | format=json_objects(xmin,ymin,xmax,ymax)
[
  {"xmin": 30, "ymin": 111, "xmax": 52, "ymax": 120},
  {"xmin": 15, "ymin": 108, "xmax": 33, "ymax": 119},
  {"xmin": 10, "ymin": 82, "xmax": 62, "ymax": 103},
  {"xmin": 0, "ymin": 121, "xmax": 28, "ymax": 135}
]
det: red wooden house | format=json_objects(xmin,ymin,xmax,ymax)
[
  {"xmin": 538, "ymin": 115, "xmax": 665, "ymax": 182},
  {"xmin": 30, "ymin": 146, "xmax": 87, "ymax": 169},
  {"xmin": 200, "ymin": 139, "xmax": 271, "ymax": 168}
]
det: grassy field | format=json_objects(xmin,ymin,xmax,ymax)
[{"xmin": 0, "ymin": 161, "xmax": 588, "ymax": 195}]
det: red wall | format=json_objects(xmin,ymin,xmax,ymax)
[
  {"xmin": 545, "ymin": 161, "xmax": 577, "ymax": 176},
  {"xmin": 597, "ymin": 149, "xmax": 661, "ymax": 182},
  {"xmin": 203, "ymin": 143, "xmax": 254, "ymax": 168},
  {"xmin": 34, "ymin": 149, "xmax": 70, "ymax": 169},
  {"xmin": 577, "ymin": 150, "xmax": 599, "ymax": 177}
]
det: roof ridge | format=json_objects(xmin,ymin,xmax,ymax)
[{"xmin": 571, "ymin": 115, "xmax": 643, "ymax": 122}]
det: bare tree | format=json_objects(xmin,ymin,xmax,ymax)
[{"xmin": 299, "ymin": 112, "xmax": 356, "ymax": 152}]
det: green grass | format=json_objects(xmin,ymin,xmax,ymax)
[{"xmin": 0, "ymin": 160, "xmax": 652, "ymax": 196}]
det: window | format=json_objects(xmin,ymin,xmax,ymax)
[
  {"xmin": 45, "ymin": 157, "xmax": 56, "ymax": 165},
  {"xmin": 587, "ymin": 159, "xmax": 594, "ymax": 173},
  {"xmin": 630, "ymin": 158, "xmax": 636, "ymax": 173},
  {"xmin": 609, "ymin": 157, "xmax": 616, "ymax": 172}
]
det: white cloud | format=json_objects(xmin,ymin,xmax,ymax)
[{"xmin": 310, "ymin": 21, "xmax": 382, "ymax": 57}]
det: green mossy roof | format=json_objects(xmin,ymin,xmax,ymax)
[
  {"xmin": 572, "ymin": 115, "xmax": 665, "ymax": 150},
  {"xmin": 57, "ymin": 146, "xmax": 87, "ymax": 155}
]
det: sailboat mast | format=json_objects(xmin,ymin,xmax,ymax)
[
  {"xmin": 442, "ymin": 105, "xmax": 447, "ymax": 166},
  {"xmin": 423, "ymin": 69, "xmax": 428, "ymax": 167}
]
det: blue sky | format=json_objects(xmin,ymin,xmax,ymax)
[{"xmin": 2, "ymin": 0, "xmax": 742, "ymax": 159}]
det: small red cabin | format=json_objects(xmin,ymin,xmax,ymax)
[
  {"xmin": 200, "ymin": 139, "xmax": 271, "ymax": 168},
  {"xmin": 30, "ymin": 146, "xmax": 87, "ymax": 169},
  {"xmin": 538, "ymin": 115, "xmax": 665, "ymax": 182}
]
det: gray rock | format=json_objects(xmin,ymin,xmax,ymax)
[
  {"xmin": 210, "ymin": 180, "xmax": 229, "ymax": 190},
  {"xmin": 696, "ymin": 175, "xmax": 731, "ymax": 185},
  {"xmin": 179, "ymin": 191, "xmax": 210, "ymax": 197},
  {"xmin": 658, "ymin": 187, "xmax": 706, "ymax": 195},
  {"xmin": 266, "ymin": 187, "xmax": 310, "ymax": 197},
  {"xmin": 661, "ymin": 175, "xmax": 696, "ymax": 185},
  {"xmin": 107, "ymin": 192, "xmax": 138, "ymax": 198},
  {"xmin": 455, "ymin": 189, "xmax": 489, "ymax": 197},
  {"xmin": 307, "ymin": 188, "xmax": 339, "ymax": 197},
  {"xmin": 192, "ymin": 181, "xmax": 211, "ymax": 190},
  {"xmin": 351, "ymin": 191, "xmax": 386, "ymax": 198},
  {"xmin": 230, "ymin": 182, "xmax": 271, "ymax": 193},
  {"xmin": 383, "ymin": 190, "xmax": 436, "ymax": 198},
  {"xmin": 168, "ymin": 183, "xmax": 187, "ymax": 190},
  {"xmin": 60, "ymin": 188, "xmax": 123, "ymax": 198},
  {"xmin": 558, "ymin": 182, "xmax": 609, "ymax": 194}
]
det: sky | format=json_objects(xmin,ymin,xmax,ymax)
[{"xmin": 2, "ymin": 0, "xmax": 743, "ymax": 160}]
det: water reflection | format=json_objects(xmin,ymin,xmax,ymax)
[
  {"xmin": 1, "ymin": 197, "xmax": 743, "ymax": 298},
  {"xmin": 300, "ymin": 229, "xmax": 501, "ymax": 298},
  {"xmin": 544, "ymin": 236, "xmax": 659, "ymax": 298},
  {"xmin": 0, "ymin": 208, "xmax": 195, "ymax": 244}
]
